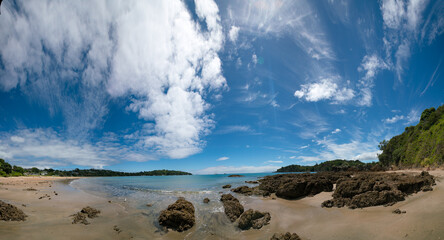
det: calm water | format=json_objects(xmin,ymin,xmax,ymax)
[{"xmin": 70, "ymin": 173, "xmax": 282, "ymax": 210}]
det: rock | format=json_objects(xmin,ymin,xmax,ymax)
[
  {"xmin": 270, "ymin": 232, "xmax": 301, "ymax": 240},
  {"xmin": 72, "ymin": 206, "xmax": 100, "ymax": 225},
  {"xmin": 158, "ymin": 197, "xmax": 195, "ymax": 232},
  {"xmin": 245, "ymin": 181, "xmax": 259, "ymax": 184},
  {"xmin": 23, "ymin": 188, "xmax": 37, "ymax": 191},
  {"xmin": 232, "ymin": 186, "xmax": 269, "ymax": 197},
  {"xmin": 228, "ymin": 175, "xmax": 245, "ymax": 177},
  {"xmin": 393, "ymin": 209, "xmax": 406, "ymax": 214},
  {"xmin": 220, "ymin": 194, "xmax": 244, "ymax": 222},
  {"xmin": 113, "ymin": 225, "xmax": 122, "ymax": 233},
  {"xmin": 322, "ymin": 171, "xmax": 435, "ymax": 209},
  {"xmin": 203, "ymin": 198, "xmax": 210, "ymax": 203},
  {"xmin": 237, "ymin": 209, "xmax": 271, "ymax": 230},
  {"xmin": 275, "ymin": 179, "xmax": 333, "ymax": 200},
  {"xmin": 0, "ymin": 200, "xmax": 27, "ymax": 221},
  {"xmin": 222, "ymin": 184, "xmax": 232, "ymax": 189},
  {"xmin": 146, "ymin": 203, "xmax": 153, "ymax": 207}
]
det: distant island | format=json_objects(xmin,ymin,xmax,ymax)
[
  {"xmin": 276, "ymin": 159, "xmax": 381, "ymax": 172},
  {"xmin": 378, "ymin": 105, "xmax": 443, "ymax": 167},
  {"xmin": 0, "ymin": 159, "xmax": 191, "ymax": 177}
]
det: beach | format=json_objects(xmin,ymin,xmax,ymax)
[{"xmin": 1, "ymin": 170, "xmax": 443, "ymax": 240}]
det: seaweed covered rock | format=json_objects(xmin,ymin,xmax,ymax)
[
  {"xmin": 231, "ymin": 186, "xmax": 269, "ymax": 197},
  {"xmin": 220, "ymin": 194, "xmax": 244, "ymax": 222},
  {"xmin": 270, "ymin": 232, "xmax": 301, "ymax": 240},
  {"xmin": 258, "ymin": 172, "xmax": 344, "ymax": 200},
  {"xmin": 237, "ymin": 209, "xmax": 270, "ymax": 230},
  {"xmin": 323, "ymin": 171, "xmax": 435, "ymax": 208},
  {"xmin": 0, "ymin": 200, "xmax": 27, "ymax": 221},
  {"xmin": 158, "ymin": 197, "xmax": 195, "ymax": 232},
  {"xmin": 72, "ymin": 206, "xmax": 100, "ymax": 225}
]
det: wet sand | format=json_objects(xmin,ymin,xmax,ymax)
[{"xmin": 1, "ymin": 171, "xmax": 443, "ymax": 240}]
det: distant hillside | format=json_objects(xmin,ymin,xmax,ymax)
[
  {"xmin": 276, "ymin": 159, "xmax": 380, "ymax": 172},
  {"xmin": 0, "ymin": 159, "xmax": 191, "ymax": 177},
  {"xmin": 378, "ymin": 105, "xmax": 444, "ymax": 167}
]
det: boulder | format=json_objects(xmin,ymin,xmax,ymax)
[
  {"xmin": 276, "ymin": 179, "xmax": 333, "ymax": 200},
  {"xmin": 158, "ymin": 197, "xmax": 195, "ymax": 232},
  {"xmin": 237, "ymin": 209, "xmax": 270, "ymax": 230},
  {"xmin": 0, "ymin": 200, "xmax": 27, "ymax": 221},
  {"xmin": 220, "ymin": 194, "xmax": 244, "ymax": 222},
  {"xmin": 270, "ymin": 232, "xmax": 301, "ymax": 240},
  {"xmin": 222, "ymin": 184, "xmax": 232, "ymax": 189},
  {"xmin": 203, "ymin": 198, "xmax": 210, "ymax": 203}
]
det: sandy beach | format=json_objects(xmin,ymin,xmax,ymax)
[{"xmin": 1, "ymin": 170, "xmax": 443, "ymax": 240}]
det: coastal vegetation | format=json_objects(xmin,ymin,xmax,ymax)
[
  {"xmin": 276, "ymin": 159, "xmax": 381, "ymax": 172},
  {"xmin": 378, "ymin": 105, "xmax": 444, "ymax": 167},
  {"xmin": 0, "ymin": 159, "xmax": 191, "ymax": 177}
]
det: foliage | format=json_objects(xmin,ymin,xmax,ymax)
[
  {"xmin": 378, "ymin": 105, "xmax": 444, "ymax": 167},
  {"xmin": 276, "ymin": 159, "xmax": 381, "ymax": 172},
  {"xmin": 0, "ymin": 159, "xmax": 192, "ymax": 177}
]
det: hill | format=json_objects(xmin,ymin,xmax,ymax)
[
  {"xmin": 0, "ymin": 159, "xmax": 191, "ymax": 177},
  {"xmin": 276, "ymin": 159, "xmax": 380, "ymax": 172},
  {"xmin": 378, "ymin": 105, "xmax": 444, "ymax": 167}
]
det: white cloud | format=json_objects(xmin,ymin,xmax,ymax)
[
  {"xmin": 252, "ymin": 54, "xmax": 258, "ymax": 65},
  {"xmin": 0, "ymin": 128, "xmax": 157, "ymax": 169},
  {"xmin": 406, "ymin": 109, "xmax": 420, "ymax": 125},
  {"xmin": 215, "ymin": 125, "xmax": 253, "ymax": 134},
  {"xmin": 294, "ymin": 78, "xmax": 354, "ymax": 103},
  {"xmin": 0, "ymin": 0, "xmax": 226, "ymax": 159},
  {"xmin": 380, "ymin": 0, "xmax": 433, "ymax": 82},
  {"xmin": 357, "ymin": 54, "xmax": 388, "ymax": 106},
  {"xmin": 300, "ymin": 145, "xmax": 309, "ymax": 149},
  {"xmin": 266, "ymin": 160, "xmax": 283, "ymax": 163},
  {"xmin": 10, "ymin": 136, "xmax": 25, "ymax": 143},
  {"xmin": 289, "ymin": 156, "xmax": 297, "ymax": 159},
  {"xmin": 331, "ymin": 128, "xmax": 341, "ymax": 134},
  {"xmin": 384, "ymin": 115, "xmax": 405, "ymax": 123},
  {"xmin": 229, "ymin": 25, "xmax": 240, "ymax": 42},
  {"xmin": 354, "ymin": 151, "xmax": 381, "ymax": 161},
  {"xmin": 217, "ymin": 156, "xmax": 229, "ymax": 161},
  {"xmin": 195, "ymin": 165, "xmax": 279, "ymax": 174}
]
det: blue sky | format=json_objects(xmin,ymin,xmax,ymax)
[{"xmin": 0, "ymin": 0, "xmax": 442, "ymax": 174}]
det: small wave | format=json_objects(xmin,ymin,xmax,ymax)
[{"xmin": 122, "ymin": 185, "xmax": 212, "ymax": 195}]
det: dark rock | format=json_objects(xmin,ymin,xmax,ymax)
[
  {"xmin": 245, "ymin": 180, "xmax": 259, "ymax": 184},
  {"xmin": 113, "ymin": 225, "xmax": 122, "ymax": 233},
  {"xmin": 203, "ymin": 198, "xmax": 210, "ymax": 203},
  {"xmin": 146, "ymin": 203, "xmax": 153, "ymax": 207},
  {"xmin": 158, "ymin": 197, "xmax": 195, "ymax": 232},
  {"xmin": 72, "ymin": 206, "xmax": 100, "ymax": 225},
  {"xmin": 276, "ymin": 179, "xmax": 333, "ymax": 200},
  {"xmin": 23, "ymin": 188, "xmax": 37, "ymax": 191},
  {"xmin": 393, "ymin": 208, "xmax": 406, "ymax": 214},
  {"xmin": 237, "ymin": 209, "xmax": 271, "ymax": 230},
  {"xmin": 323, "ymin": 171, "xmax": 435, "ymax": 209},
  {"xmin": 270, "ymin": 232, "xmax": 301, "ymax": 240},
  {"xmin": 222, "ymin": 184, "xmax": 232, "ymax": 189},
  {"xmin": 228, "ymin": 175, "xmax": 245, "ymax": 177},
  {"xmin": 0, "ymin": 200, "xmax": 27, "ymax": 221},
  {"xmin": 220, "ymin": 194, "xmax": 244, "ymax": 222},
  {"xmin": 231, "ymin": 186, "xmax": 268, "ymax": 196}
]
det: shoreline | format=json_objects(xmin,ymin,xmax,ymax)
[{"xmin": 1, "ymin": 170, "xmax": 443, "ymax": 239}]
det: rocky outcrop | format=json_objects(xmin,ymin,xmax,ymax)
[
  {"xmin": 322, "ymin": 171, "xmax": 435, "ymax": 209},
  {"xmin": 228, "ymin": 175, "xmax": 245, "ymax": 177},
  {"xmin": 258, "ymin": 172, "xmax": 344, "ymax": 200},
  {"xmin": 237, "ymin": 209, "xmax": 270, "ymax": 230},
  {"xmin": 158, "ymin": 197, "xmax": 195, "ymax": 232},
  {"xmin": 222, "ymin": 184, "xmax": 231, "ymax": 189},
  {"xmin": 220, "ymin": 194, "xmax": 244, "ymax": 222},
  {"xmin": 245, "ymin": 180, "xmax": 259, "ymax": 184},
  {"xmin": 72, "ymin": 206, "xmax": 100, "ymax": 225},
  {"xmin": 0, "ymin": 200, "xmax": 27, "ymax": 221},
  {"xmin": 231, "ymin": 186, "xmax": 270, "ymax": 197},
  {"xmin": 270, "ymin": 232, "xmax": 301, "ymax": 240}
]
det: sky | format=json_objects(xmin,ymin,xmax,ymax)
[{"xmin": 0, "ymin": 0, "xmax": 443, "ymax": 174}]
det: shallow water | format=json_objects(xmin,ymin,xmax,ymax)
[{"xmin": 70, "ymin": 173, "xmax": 283, "ymax": 239}]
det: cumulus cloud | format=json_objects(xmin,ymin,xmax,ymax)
[
  {"xmin": 0, "ymin": 0, "xmax": 226, "ymax": 159},
  {"xmin": 294, "ymin": 78, "xmax": 354, "ymax": 103},
  {"xmin": 217, "ymin": 156, "xmax": 229, "ymax": 161},
  {"xmin": 229, "ymin": 25, "xmax": 240, "ymax": 42},
  {"xmin": 354, "ymin": 151, "xmax": 381, "ymax": 161},
  {"xmin": 195, "ymin": 165, "xmax": 279, "ymax": 174},
  {"xmin": 331, "ymin": 128, "xmax": 341, "ymax": 134},
  {"xmin": 384, "ymin": 115, "xmax": 405, "ymax": 123}
]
